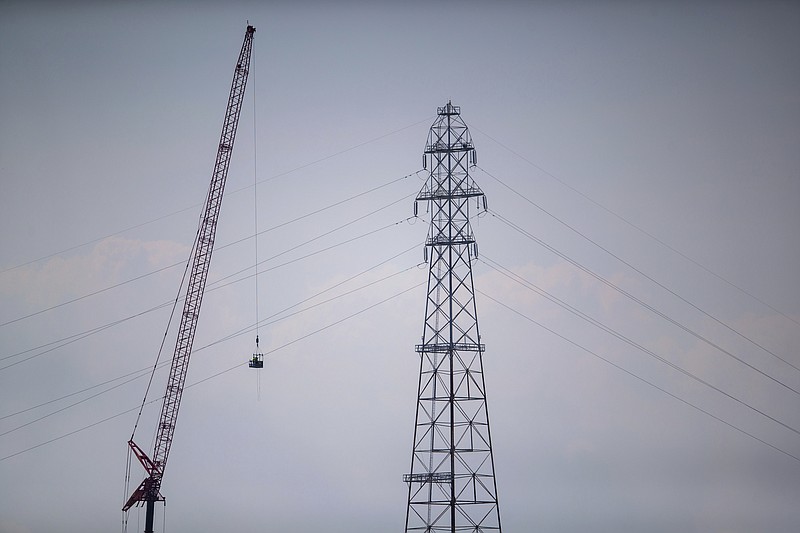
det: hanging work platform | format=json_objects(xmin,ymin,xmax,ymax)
[{"xmin": 249, "ymin": 334, "xmax": 264, "ymax": 368}]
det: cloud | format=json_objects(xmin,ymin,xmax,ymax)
[{"xmin": 0, "ymin": 237, "xmax": 189, "ymax": 313}]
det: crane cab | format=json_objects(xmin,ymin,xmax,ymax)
[{"xmin": 249, "ymin": 353, "xmax": 264, "ymax": 368}]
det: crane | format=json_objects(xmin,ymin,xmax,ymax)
[{"xmin": 123, "ymin": 24, "xmax": 255, "ymax": 533}]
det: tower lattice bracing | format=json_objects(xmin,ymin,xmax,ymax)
[{"xmin": 404, "ymin": 102, "xmax": 501, "ymax": 533}]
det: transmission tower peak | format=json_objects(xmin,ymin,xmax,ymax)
[
  {"xmin": 437, "ymin": 101, "xmax": 460, "ymax": 115},
  {"xmin": 403, "ymin": 102, "xmax": 502, "ymax": 533}
]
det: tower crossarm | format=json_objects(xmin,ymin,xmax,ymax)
[
  {"xmin": 415, "ymin": 342, "xmax": 485, "ymax": 353},
  {"xmin": 404, "ymin": 472, "xmax": 454, "ymax": 483},
  {"xmin": 424, "ymin": 235, "xmax": 475, "ymax": 247},
  {"xmin": 424, "ymin": 140, "xmax": 474, "ymax": 154},
  {"xmin": 415, "ymin": 187, "xmax": 484, "ymax": 201}
]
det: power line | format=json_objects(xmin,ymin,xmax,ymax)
[
  {"xmin": 0, "ymin": 278, "xmax": 424, "ymax": 462},
  {"xmin": 0, "ymin": 370, "xmax": 150, "ymax": 438},
  {"xmin": 477, "ymin": 165, "xmax": 799, "ymax": 375},
  {"xmin": 1, "ymin": 264, "xmax": 422, "ymax": 438},
  {"xmin": 0, "ymin": 366, "xmax": 153, "ymax": 422},
  {"xmin": 471, "ymin": 126, "xmax": 800, "ymax": 330},
  {"xmin": 486, "ymin": 208, "xmax": 800, "ymax": 397},
  {"xmin": 210, "ymin": 259, "xmax": 425, "ymax": 349},
  {"xmin": 0, "ymin": 301, "xmax": 173, "ymax": 370},
  {"xmin": 219, "ymin": 170, "xmax": 422, "ymax": 251},
  {"xmin": 210, "ymin": 244, "xmax": 422, "ymax": 346},
  {"xmin": 480, "ymin": 255, "xmax": 800, "ymax": 439},
  {"xmin": 187, "ymin": 280, "xmax": 425, "ymax": 389},
  {"xmin": 0, "ymin": 244, "xmax": 420, "ymax": 424},
  {"xmin": 0, "ymin": 114, "xmax": 430, "ymax": 276},
  {"xmin": 0, "ymin": 262, "xmax": 181, "ymax": 329},
  {"xmin": 0, "ymin": 400, "xmax": 159, "ymax": 463},
  {"xmin": 0, "ymin": 171, "xmax": 419, "ymax": 331},
  {"xmin": 211, "ymin": 192, "xmax": 417, "ymax": 288},
  {"xmin": 1, "ymin": 214, "xmax": 414, "ymax": 372},
  {"xmin": 477, "ymin": 289, "xmax": 800, "ymax": 465}
]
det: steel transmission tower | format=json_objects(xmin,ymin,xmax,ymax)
[{"xmin": 404, "ymin": 102, "xmax": 501, "ymax": 533}]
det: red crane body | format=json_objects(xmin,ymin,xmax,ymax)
[{"xmin": 123, "ymin": 25, "xmax": 255, "ymax": 532}]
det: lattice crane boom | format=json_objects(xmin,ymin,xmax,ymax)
[{"xmin": 123, "ymin": 25, "xmax": 255, "ymax": 533}]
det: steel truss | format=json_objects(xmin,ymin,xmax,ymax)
[
  {"xmin": 123, "ymin": 25, "xmax": 255, "ymax": 533},
  {"xmin": 404, "ymin": 102, "xmax": 501, "ymax": 533}
]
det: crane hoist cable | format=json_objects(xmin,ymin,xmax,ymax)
[
  {"xmin": 122, "ymin": 24, "xmax": 256, "ymax": 533},
  {"xmin": 249, "ymin": 44, "xmax": 264, "ymax": 375}
]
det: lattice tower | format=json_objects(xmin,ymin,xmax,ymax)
[{"xmin": 404, "ymin": 102, "xmax": 502, "ymax": 533}]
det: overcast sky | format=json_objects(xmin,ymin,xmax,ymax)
[{"xmin": 1, "ymin": 1, "xmax": 799, "ymax": 532}]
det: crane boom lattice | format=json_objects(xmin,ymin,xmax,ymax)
[{"xmin": 123, "ymin": 25, "xmax": 255, "ymax": 533}]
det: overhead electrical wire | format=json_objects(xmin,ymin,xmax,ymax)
[
  {"xmin": 0, "ymin": 370, "xmax": 151, "ymax": 438},
  {"xmin": 3, "ymin": 265, "xmax": 422, "ymax": 438},
  {"xmin": 210, "ymin": 259, "xmax": 425, "ymax": 348},
  {"xmin": 0, "ymin": 301, "xmax": 173, "ymax": 366},
  {"xmin": 471, "ymin": 125, "xmax": 800, "ymax": 330},
  {"xmin": 219, "ymin": 169, "xmax": 422, "ymax": 250},
  {"xmin": 0, "ymin": 170, "xmax": 420, "ymax": 330},
  {"xmin": 476, "ymin": 289, "xmax": 800, "ymax": 464},
  {"xmin": 7, "ymin": 262, "xmax": 796, "ymax": 467},
  {"xmin": 5, "ymin": 167, "xmax": 795, "ymax": 473},
  {"xmin": 0, "ymin": 277, "xmax": 425, "ymax": 462},
  {"xmin": 0, "ymin": 262, "xmax": 182, "ymax": 329},
  {"xmin": 20, "ymin": 257, "xmax": 785, "ymax": 466},
  {"xmin": 476, "ymin": 165, "xmax": 799, "ymax": 376},
  {"xmin": 212, "ymin": 192, "xmax": 418, "ymax": 288},
  {"xmin": 0, "ymin": 244, "xmax": 421, "ymax": 426},
  {"xmin": 12, "ymin": 214, "xmax": 796, "ymax": 460},
  {"xmin": 2, "ymin": 256, "xmax": 423, "ymax": 440},
  {"xmin": 479, "ymin": 255, "xmax": 800, "ymax": 438},
  {"xmin": 1, "ymin": 397, "xmax": 161, "ymax": 463},
  {"xmin": 185, "ymin": 279, "xmax": 424, "ymax": 388},
  {"xmin": 0, "ymin": 365, "xmax": 153, "ymax": 422},
  {"xmin": 1, "ymin": 213, "xmax": 415, "ymax": 372},
  {"xmin": 0, "ymin": 112, "xmax": 431, "ymax": 277},
  {"xmin": 485, "ymin": 208, "xmax": 800, "ymax": 397},
  {"xmin": 14, "ymin": 118, "xmax": 794, "ymax": 475}
]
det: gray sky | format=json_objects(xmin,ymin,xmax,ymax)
[{"xmin": 1, "ymin": 1, "xmax": 799, "ymax": 532}]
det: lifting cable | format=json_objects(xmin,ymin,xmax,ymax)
[{"xmin": 252, "ymin": 49, "xmax": 263, "ymax": 399}]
